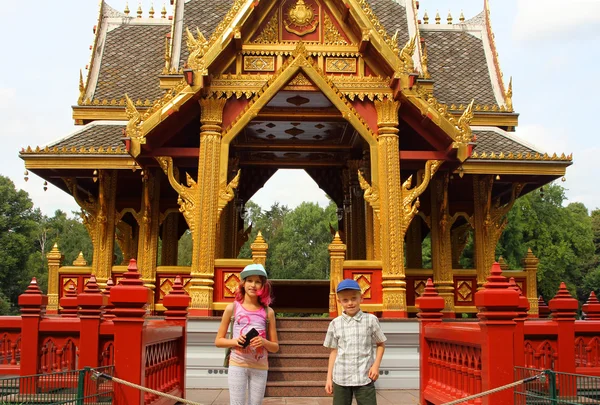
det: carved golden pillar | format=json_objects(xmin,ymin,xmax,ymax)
[
  {"xmin": 328, "ymin": 232, "xmax": 346, "ymax": 317},
  {"xmin": 365, "ymin": 203, "xmax": 375, "ymax": 260},
  {"xmin": 189, "ymin": 97, "xmax": 228, "ymax": 315},
  {"xmin": 137, "ymin": 170, "xmax": 161, "ymax": 310},
  {"xmin": 473, "ymin": 175, "xmax": 524, "ymax": 288},
  {"xmin": 349, "ymin": 160, "xmax": 366, "ymax": 260},
  {"xmin": 342, "ymin": 168, "xmax": 353, "ymax": 258},
  {"xmin": 91, "ymin": 170, "xmax": 118, "ymax": 288},
  {"xmin": 251, "ymin": 231, "xmax": 268, "ymax": 267},
  {"xmin": 405, "ymin": 219, "xmax": 422, "ymax": 268},
  {"xmin": 160, "ymin": 213, "xmax": 179, "ymax": 266},
  {"xmin": 46, "ymin": 243, "xmax": 63, "ymax": 314},
  {"xmin": 429, "ymin": 174, "xmax": 455, "ymax": 316},
  {"xmin": 375, "ymin": 99, "xmax": 406, "ymax": 317},
  {"xmin": 522, "ymin": 248, "xmax": 540, "ymax": 317}
]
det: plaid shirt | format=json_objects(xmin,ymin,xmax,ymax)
[{"xmin": 323, "ymin": 310, "xmax": 387, "ymax": 387}]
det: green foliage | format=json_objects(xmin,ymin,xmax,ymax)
[
  {"xmin": 239, "ymin": 201, "xmax": 337, "ymax": 279},
  {"xmin": 498, "ymin": 184, "xmax": 596, "ymax": 303},
  {"xmin": 178, "ymin": 230, "xmax": 193, "ymax": 266}
]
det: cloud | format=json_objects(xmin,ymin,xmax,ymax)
[
  {"xmin": 513, "ymin": 0, "xmax": 600, "ymax": 41},
  {"xmin": 513, "ymin": 124, "xmax": 571, "ymax": 155},
  {"xmin": 0, "ymin": 88, "xmax": 16, "ymax": 109}
]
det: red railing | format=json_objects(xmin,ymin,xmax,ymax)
[
  {"xmin": 418, "ymin": 263, "xmax": 600, "ymax": 405},
  {"xmin": 0, "ymin": 258, "xmax": 190, "ymax": 405}
]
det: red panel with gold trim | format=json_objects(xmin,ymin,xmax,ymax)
[
  {"xmin": 214, "ymin": 268, "xmax": 242, "ymax": 302},
  {"xmin": 406, "ymin": 277, "xmax": 429, "ymax": 307},
  {"xmin": 342, "ymin": 269, "xmax": 382, "ymax": 304},
  {"xmin": 155, "ymin": 275, "xmax": 192, "ymax": 305},
  {"xmin": 59, "ymin": 274, "xmax": 91, "ymax": 300}
]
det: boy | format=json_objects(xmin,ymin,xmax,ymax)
[{"xmin": 324, "ymin": 279, "xmax": 387, "ymax": 405}]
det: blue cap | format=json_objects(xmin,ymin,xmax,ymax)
[
  {"xmin": 336, "ymin": 279, "xmax": 361, "ymax": 293},
  {"xmin": 240, "ymin": 263, "xmax": 268, "ymax": 280}
]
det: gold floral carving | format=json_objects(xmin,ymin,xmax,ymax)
[
  {"xmin": 218, "ymin": 169, "xmax": 241, "ymax": 219},
  {"xmin": 253, "ymin": 12, "xmax": 278, "ymax": 43},
  {"xmin": 354, "ymin": 274, "xmax": 372, "ymax": 299},
  {"xmin": 457, "ymin": 280, "xmax": 473, "ymax": 302},
  {"xmin": 358, "ymin": 170, "xmax": 379, "ymax": 220},
  {"xmin": 505, "ymin": 77, "xmax": 513, "ymax": 112},
  {"xmin": 355, "ymin": 0, "xmax": 400, "ymax": 53},
  {"xmin": 414, "ymin": 280, "xmax": 426, "ymax": 298},
  {"xmin": 125, "ymin": 94, "xmax": 144, "ymax": 144},
  {"xmin": 224, "ymin": 273, "xmax": 241, "ymax": 297},
  {"xmin": 244, "ymin": 56, "xmax": 275, "ymax": 71},
  {"xmin": 325, "ymin": 57, "xmax": 357, "ymax": 73},
  {"xmin": 383, "ymin": 290, "xmax": 406, "ymax": 311},
  {"xmin": 400, "ymin": 160, "xmax": 443, "ymax": 236},
  {"xmin": 284, "ymin": 0, "xmax": 318, "ymax": 36},
  {"xmin": 420, "ymin": 43, "xmax": 431, "ymax": 79},
  {"xmin": 323, "ymin": 13, "xmax": 347, "ymax": 45}
]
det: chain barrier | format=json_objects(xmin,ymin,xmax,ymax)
[
  {"xmin": 91, "ymin": 369, "xmax": 203, "ymax": 405},
  {"xmin": 441, "ymin": 372, "xmax": 544, "ymax": 405}
]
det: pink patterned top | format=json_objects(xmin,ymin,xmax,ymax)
[{"xmin": 229, "ymin": 301, "xmax": 269, "ymax": 370}]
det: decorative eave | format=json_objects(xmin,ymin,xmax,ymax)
[
  {"xmin": 469, "ymin": 151, "xmax": 572, "ymax": 162},
  {"xmin": 457, "ymin": 160, "xmax": 571, "ymax": 177},
  {"xmin": 21, "ymin": 155, "xmax": 139, "ymax": 171}
]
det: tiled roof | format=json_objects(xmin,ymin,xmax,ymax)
[
  {"xmin": 49, "ymin": 123, "xmax": 126, "ymax": 151},
  {"xmin": 421, "ymin": 30, "xmax": 497, "ymax": 106},
  {"xmin": 179, "ymin": 0, "xmax": 234, "ymax": 66},
  {"xmin": 472, "ymin": 129, "xmax": 538, "ymax": 155},
  {"xmin": 367, "ymin": 0, "xmax": 410, "ymax": 48},
  {"xmin": 93, "ymin": 24, "xmax": 170, "ymax": 101}
]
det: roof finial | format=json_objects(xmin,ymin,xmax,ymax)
[
  {"xmin": 421, "ymin": 43, "xmax": 431, "ymax": 79},
  {"xmin": 435, "ymin": 10, "xmax": 441, "ymax": 24},
  {"xmin": 161, "ymin": 3, "xmax": 167, "ymax": 18},
  {"xmin": 459, "ymin": 10, "xmax": 465, "ymax": 22},
  {"xmin": 78, "ymin": 69, "xmax": 85, "ymax": 105},
  {"xmin": 163, "ymin": 34, "xmax": 172, "ymax": 74},
  {"xmin": 124, "ymin": 2, "xmax": 130, "ymax": 15},
  {"xmin": 447, "ymin": 11, "xmax": 453, "ymax": 24},
  {"xmin": 137, "ymin": 2, "xmax": 143, "ymax": 18},
  {"xmin": 505, "ymin": 77, "xmax": 513, "ymax": 112},
  {"xmin": 423, "ymin": 11, "xmax": 429, "ymax": 24},
  {"xmin": 149, "ymin": 3, "xmax": 155, "ymax": 18}
]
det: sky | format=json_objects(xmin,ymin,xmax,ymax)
[{"xmin": 0, "ymin": 0, "xmax": 598, "ymax": 215}]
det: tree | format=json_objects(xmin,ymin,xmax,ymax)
[{"xmin": 0, "ymin": 176, "xmax": 38, "ymax": 312}]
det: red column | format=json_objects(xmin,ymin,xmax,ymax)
[
  {"xmin": 475, "ymin": 262, "xmax": 520, "ymax": 405},
  {"xmin": 110, "ymin": 259, "xmax": 151, "ymax": 405},
  {"xmin": 582, "ymin": 291, "xmax": 600, "ymax": 320},
  {"xmin": 163, "ymin": 275, "xmax": 191, "ymax": 395},
  {"xmin": 416, "ymin": 278, "xmax": 445, "ymax": 405},
  {"xmin": 18, "ymin": 278, "xmax": 48, "ymax": 383},
  {"xmin": 77, "ymin": 275, "xmax": 106, "ymax": 368},
  {"xmin": 509, "ymin": 277, "xmax": 530, "ymax": 368},
  {"xmin": 549, "ymin": 282, "xmax": 578, "ymax": 374}
]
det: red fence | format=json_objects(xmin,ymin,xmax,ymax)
[
  {"xmin": 418, "ymin": 263, "xmax": 600, "ymax": 405},
  {"xmin": 0, "ymin": 259, "xmax": 190, "ymax": 405}
]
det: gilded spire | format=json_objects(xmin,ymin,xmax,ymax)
[
  {"xmin": 435, "ymin": 11, "xmax": 441, "ymax": 24},
  {"xmin": 421, "ymin": 43, "xmax": 431, "ymax": 79},
  {"xmin": 137, "ymin": 2, "xmax": 143, "ymax": 18},
  {"xmin": 459, "ymin": 10, "xmax": 465, "ymax": 22},
  {"xmin": 124, "ymin": 2, "xmax": 130, "ymax": 15},
  {"xmin": 149, "ymin": 3, "xmax": 155, "ymax": 18},
  {"xmin": 78, "ymin": 69, "xmax": 85, "ymax": 105},
  {"xmin": 423, "ymin": 11, "xmax": 429, "ymax": 24},
  {"xmin": 447, "ymin": 11, "xmax": 453, "ymax": 24},
  {"xmin": 505, "ymin": 77, "xmax": 513, "ymax": 112},
  {"xmin": 161, "ymin": 3, "xmax": 167, "ymax": 18}
]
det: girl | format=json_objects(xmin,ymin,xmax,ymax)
[{"xmin": 215, "ymin": 263, "xmax": 279, "ymax": 405}]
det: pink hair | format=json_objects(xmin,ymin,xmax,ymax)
[{"xmin": 235, "ymin": 275, "xmax": 273, "ymax": 307}]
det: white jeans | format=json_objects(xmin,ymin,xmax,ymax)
[{"xmin": 228, "ymin": 365, "xmax": 268, "ymax": 405}]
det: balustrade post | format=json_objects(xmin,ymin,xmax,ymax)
[
  {"xmin": 110, "ymin": 259, "xmax": 151, "ymax": 405},
  {"xmin": 18, "ymin": 278, "xmax": 48, "ymax": 384},
  {"xmin": 522, "ymin": 249, "xmax": 539, "ymax": 317},
  {"xmin": 102, "ymin": 279, "xmax": 116, "ymax": 320},
  {"xmin": 538, "ymin": 295, "xmax": 551, "ymax": 318},
  {"xmin": 77, "ymin": 275, "xmax": 106, "ymax": 368},
  {"xmin": 416, "ymin": 278, "xmax": 445, "ymax": 405},
  {"xmin": 328, "ymin": 232, "xmax": 347, "ymax": 317},
  {"xmin": 509, "ymin": 277, "xmax": 530, "ymax": 368},
  {"xmin": 549, "ymin": 283, "xmax": 578, "ymax": 374},
  {"xmin": 475, "ymin": 262, "xmax": 519, "ymax": 405},
  {"xmin": 582, "ymin": 291, "xmax": 600, "ymax": 320},
  {"xmin": 250, "ymin": 231, "xmax": 269, "ymax": 267},
  {"xmin": 163, "ymin": 275, "xmax": 191, "ymax": 395},
  {"xmin": 60, "ymin": 285, "xmax": 79, "ymax": 317}
]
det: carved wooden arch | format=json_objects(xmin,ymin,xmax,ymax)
[{"xmin": 218, "ymin": 42, "xmax": 380, "ymax": 186}]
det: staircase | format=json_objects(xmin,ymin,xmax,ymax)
[{"xmin": 266, "ymin": 317, "xmax": 330, "ymax": 397}]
